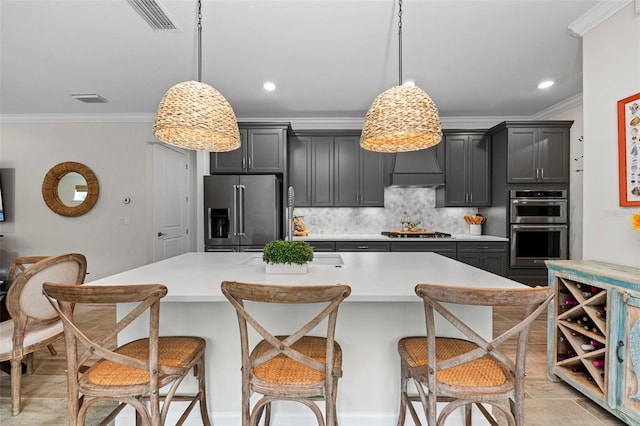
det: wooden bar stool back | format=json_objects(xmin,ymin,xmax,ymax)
[
  {"xmin": 397, "ymin": 283, "xmax": 553, "ymax": 426},
  {"xmin": 0, "ymin": 253, "xmax": 86, "ymax": 416},
  {"xmin": 42, "ymin": 283, "xmax": 211, "ymax": 426},
  {"xmin": 221, "ymin": 281, "xmax": 351, "ymax": 426}
]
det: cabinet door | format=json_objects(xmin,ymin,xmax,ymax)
[
  {"xmin": 334, "ymin": 137, "xmax": 359, "ymax": 207},
  {"xmin": 468, "ymin": 134, "xmax": 491, "ymax": 206},
  {"xmin": 444, "ymin": 135, "xmax": 468, "ymax": 206},
  {"xmin": 289, "ymin": 136, "xmax": 311, "ymax": 207},
  {"xmin": 306, "ymin": 241, "xmax": 336, "ymax": 252},
  {"xmin": 507, "ymin": 128, "xmax": 538, "ymax": 183},
  {"xmin": 537, "ymin": 128, "xmax": 569, "ymax": 183},
  {"xmin": 247, "ymin": 128, "xmax": 285, "ymax": 173},
  {"xmin": 359, "ymin": 148, "xmax": 385, "ymax": 207},
  {"xmin": 457, "ymin": 253, "xmax": 482, "ymax": 269},
  {"xmin": 335, "ymin": 241, "xmax": 390, "ymax": 252},
  {"xmin": 390, "ymin": 241, "xmax": 457, "ymax": 259},
  {"xmin": 211, "ymin": 129, "xmax": 247, "ymax": 173},
  {"xmin": 311, "ymin": 137, "xmax": 334, "ymax": 206},
  {"xmin": 614, "ymin": 291, "xmax": 640, "ymax": 425}
]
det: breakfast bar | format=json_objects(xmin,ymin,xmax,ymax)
[{"xmin": 89, "ymin": 251, "xmax": 527, "ymax": 425}]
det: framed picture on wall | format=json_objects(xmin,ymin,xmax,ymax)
[{"xmin": 617, "ymin": 92, "xmax": 640, "ymax": 206}]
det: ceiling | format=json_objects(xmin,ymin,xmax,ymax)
[{"xmin": 0, "ymin": 0, "xmax": 607, "ymax": 123}]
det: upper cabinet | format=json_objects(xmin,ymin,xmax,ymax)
[
  {"xmin": 210, "ymin": 123, "xmax": 289, "ymax": 174},
  {"xmin": 288, "ymin": 131, "xmax": 385, "ymax": 207},
  {"xmin": 436, "ymin": 131, "xmax": 491, "ymax": 207},
  {"xmin": 489, "ymin": 121, "xmax": 572, "ymax": 184}
]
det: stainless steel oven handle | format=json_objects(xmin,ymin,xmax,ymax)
[{"xmin": 511, "ymin": 224, "xmax": 568, "ymax": 230}]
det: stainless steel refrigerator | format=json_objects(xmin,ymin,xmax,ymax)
[{"xmin": 204, "ymin": 175, "xmax": 282, "ymax": 252}]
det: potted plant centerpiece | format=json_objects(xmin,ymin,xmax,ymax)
[{"xmin": 263, "ymin": 240, "xmax": 314, "ymax": 274}]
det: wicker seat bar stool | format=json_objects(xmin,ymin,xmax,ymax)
[
  {"xmin": 397, "ymin": 283, "xmax": 553, "ymax": 426},
  {"xmin": 0, "ymin": 254, "xmax": 87, "ymax": 416},
  {"xmin": 221, "ymin": 281, "xmax": 351, "ymax": 426},
  {"xmin": 42, "ymin": 283, "xmax": 211, "ymax": 426}
]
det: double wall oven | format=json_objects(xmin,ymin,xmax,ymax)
[{"xmin": 509, "ymin": 190, "xmax": 568, "ymax": 268}]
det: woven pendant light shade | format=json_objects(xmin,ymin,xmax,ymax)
[
  {"xmin": 360, "ymin": 85, "xmax": 442, "ymax": 153},
  {"xmin": 153, "ymin": 80, "xmax": 240, "ymax": 152}
]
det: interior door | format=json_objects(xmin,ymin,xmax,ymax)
[{"xmin": 152, "ymin": 144, "xmax": 190, "ymax": 261}]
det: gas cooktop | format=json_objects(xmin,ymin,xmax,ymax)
[{"xmin": 381, "ymin": 231, "xmax": 453, "ymax": 239}]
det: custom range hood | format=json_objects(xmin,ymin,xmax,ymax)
[{"xmin": 387, "ymin": 146, "xmax": 444, "ymax": 187}]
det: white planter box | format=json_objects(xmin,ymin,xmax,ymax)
[{"xmin": 265, "ymin": 263, "xmax": 308, "ymax": 274}]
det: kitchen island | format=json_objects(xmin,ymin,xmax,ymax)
[{"xmin": 89, "ymin": 251, "xmax": 525, "ymax": 426}]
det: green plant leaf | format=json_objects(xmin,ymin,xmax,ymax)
[{"xmin": 262, "ymin": 240, "xmax": 314, "ymax": 265}]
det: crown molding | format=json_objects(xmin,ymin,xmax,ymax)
[
  {"xmin": 568, "ymin": 0, "xmax": 633, "ymax": 37},
  {"xmin": 0, "ymin": 113, "xmax": 155, "ymax": 124},
  {"xmin": 529, "ymin": 93, "xmax": 583, "ymax": 120},
  {"xmin": 0, "ymin": 98, "xmax": 583, "ymax": 129}
]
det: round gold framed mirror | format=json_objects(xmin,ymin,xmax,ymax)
[{"xmin": 42, "ymin": 162, "xmax": 99, "ymax": 217}]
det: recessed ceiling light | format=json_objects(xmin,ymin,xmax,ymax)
[
  {"xmin": 538, "ymin": 80, "xmax": 554, "ymax": 89},
  {"xmin": 263, "ymin": 82, "xmax": 276, "ymax": 91},
  {"xmin": 71, "ymin": 94, "xmax": 108, "ymax": 103}
]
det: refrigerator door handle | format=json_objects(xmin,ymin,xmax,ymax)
[
  {"xmin": 238, "ymin": 185, "xmax": 246, "ymax": 236},
  {"xmin": 232, "ymin": 185, "xmax": 239, "ymax": 236}
]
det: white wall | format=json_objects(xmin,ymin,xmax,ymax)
[
  {"xmin": 582, "ymin": 3, "xmax": 640, "ymax": 268},
  {"xmin": 0, "ymin": 122, "xmax": 157, "ymax": 279}
]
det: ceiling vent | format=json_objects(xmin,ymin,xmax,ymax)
[
  {"xmin": 127, "ymin": 0, "xmax": 178, "ymax": 31},
  {"xmin": 71, "ymin": 94, "xmax": 108, "ymax": 103}
]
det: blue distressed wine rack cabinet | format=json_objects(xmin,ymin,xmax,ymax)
[{"xmin": 546, "ymin": 260, "xmax": 640, "ymax": 425}]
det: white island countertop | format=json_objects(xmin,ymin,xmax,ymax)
[
  {"xmin": 88, "ymin": 251, "xmax": 524, "ymax": 425},
  {"xmin": 89, "ymin": 251, "xmax": 523, "ymax": 302},
  {"xmin": 294, "ymin": 233, "xmax": 508, "ymax": 242}
]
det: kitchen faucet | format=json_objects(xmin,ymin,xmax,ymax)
[{"xmin": 287, "ymin": 186, "xmax": 294, "ymax": 241}]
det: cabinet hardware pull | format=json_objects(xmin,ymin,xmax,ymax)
[
  {"xmin": 540, "ymin": 168, "xmax": 544, "ymax": 180},
  {"xmin": 357, "ymin": 246, "xmax": 369, "ymax": 249},
  {"xmin": 248, "ymin": 157, "xmax": 252, "ymax": 170},
  {"xmin": 242, "ymin": 158, "xmax": 246, "ymax": 169},
  {"xmin": 617, "ymin": 340, "xmax": 625, "ymax": 363}
]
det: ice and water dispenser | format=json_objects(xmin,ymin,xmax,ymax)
[{"xmin": 209, "ymin": 208, "xmax": 229, "ymax": 239}]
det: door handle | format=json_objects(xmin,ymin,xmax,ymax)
[
  {"xmin": 233, "ymin": 185, "xmax": 239, "ymax": 236},
  {"xmin": 157, "ymin": 232, "xmax": 167, "ymax": 237},
  {"xmin": 238, "ymin": 185, "xmax": 246, "ymax": 236},
  {"xmin": 617, "ymin": 340, "xmax": 625, "ymax": 363}
]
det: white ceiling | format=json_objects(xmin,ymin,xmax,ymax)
[{"xmin": 0, "ymin": 0, "xmax": 609, "ymax": 122}]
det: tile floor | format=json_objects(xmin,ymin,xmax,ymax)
[{"xmin": 0, "ymin": 304, "xmax": 627, "ymax": 425}]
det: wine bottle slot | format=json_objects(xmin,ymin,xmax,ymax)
[{"xmin": 592, "ymin": 359, "xmax": 605, "ymax": 368}]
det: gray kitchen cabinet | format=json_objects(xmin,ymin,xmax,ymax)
[
  {"xmin": 288, "ymin": 131, "xmax": 384, "ymax": 207},
  {"xmin": 456, "ymin": 241, "xmax": 507, "ymax": 276},
  {"xmin": 436, "ymin": 132, "xmax": 491, "ymax": 207},
  {"xmin": 334, "ymin": 137, "xmax": 385, "ymax": 207},
  {"xmin": 211, "ymin": 123, "xmax": 288, "ymax": 174},
  {"xmin": 504, "ymin": 125, "xmax": 570, "ymax": 184},
  {"xmin": 389, "ymin": 241, "xmax": 457, "ymax": 259},
  {"xmin": 305, "ymin": 241, "xmax": 336, "ymax": 252},
  {"xmin": 335, "ymin": 241, "xmax": 390, "ymax": 252},
  {"xmin": 288, "ymin": 135, "xmax": 334, "ymax": 207}
]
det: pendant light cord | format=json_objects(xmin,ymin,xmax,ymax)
[
  {"xmin": 398, "ymin": 0, "xmax": 403, "ymax": 86},
  {"xmin": 197, "ymin": 0, "xmax": 202, "ymax": 83}
]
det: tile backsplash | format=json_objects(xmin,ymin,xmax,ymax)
[{"xmin": 294, "ymin": 187, "xmax": 477, "ymax": 235}]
